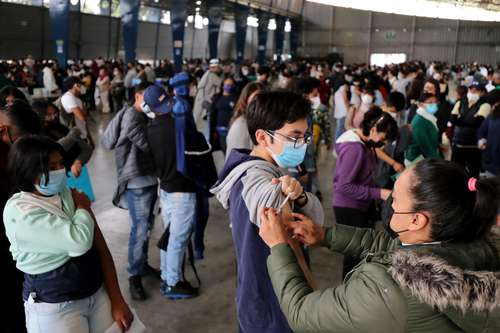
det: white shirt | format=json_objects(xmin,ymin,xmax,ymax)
[
  {"xmin": 43, "ymin": 67, "xmax": 58, "ymax": 92},
  {"xmin": 61, "ymin": 91, "xmax": 87, "ymax": 139},
  {"xmin": 334, "ymin": 85, "xmax": 348, "ymax": 119},
  {"xmin": 61, "ymin": 91, "xmax": 83, "ymax": 114}
]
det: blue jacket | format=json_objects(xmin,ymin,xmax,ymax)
[{"xmin": 478, "ymin": 115, "xmax": 500, "ymax": 175}]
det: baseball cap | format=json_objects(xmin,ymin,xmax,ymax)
[
  {"xmin": 209, "ymin": 59, "xmax": 220, "ymax": 67},
  {"xmin": 144, "ymin": 85, "xmax": 170, "ymax": 114}
]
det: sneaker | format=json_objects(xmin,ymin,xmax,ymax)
[
  {"xmin": 161, "ymin": 280, "xmax": 199, "ymax": 300},
  {"xmin": 142, "ymin": 264, "xmax": 161, "ymax": 280},
  {"xmin": 129, "ymin": 276, "xmax": 146, "ymax": 301}
]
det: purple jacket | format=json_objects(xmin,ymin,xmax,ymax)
[{"xmin": 333, "ymin": 130, "xmax": 381, "ymax": 211}]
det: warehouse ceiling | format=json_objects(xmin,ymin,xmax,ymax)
[
  {"xmin": 140, "ymin": 0, "xmax": 304, "ymax": 18},
  {"xmin": 437, "ymin": 0, "xmax": 500, "ymax": 11}
]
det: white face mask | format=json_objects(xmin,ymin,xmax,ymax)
[
  {"xmin": 467, "ymin": 92, "xmax": 479, "ymax": 104},
  {"xmin": 361, "ymin": 94, "xmax": 373, "ymax": 105},
  {"xmin": 79, "ymin": 85, "xmax": 87, "ymax": 95},
  {"xmin": 310, "ymin": 96, "xmax": 321, "ymax": 109},
  {"xmin": 241, "ymin": 68, "xmax": 249, "ymax": 76},
  {"xmin": 433, "ymin": 73, "xmax": 442, "ymax": 81}
]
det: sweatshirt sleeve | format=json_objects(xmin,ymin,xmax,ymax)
[
  {"xmin": 336, "ymin": 144, "xmax": 381, "ymax": 201},
  {"xmin": 7, "ymin": 205, "xmax": 95, "ymax": 257},
  {"xmin": 321, "ymin": 223, "xmax": 398, "ymax": 257},
  {"xmin": 267, "ymin": 243, "xmax": 407, "ymax": 333}
]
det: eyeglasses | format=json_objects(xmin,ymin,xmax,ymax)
[{"xmin": 266, "ymin": 130, "xmax": 312, "ymax": 149}]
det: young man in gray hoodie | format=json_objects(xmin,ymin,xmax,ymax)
[{"xmin": 211, "ymin": 91, "xmax": 324, "ymax": 333}]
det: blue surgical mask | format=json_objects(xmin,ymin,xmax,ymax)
[
  {"xmin": 35, "ymin": 169, "xmax": 67, "ymax": 196},
  {"xmin": 266, "ymin": 136, "xmax": 307, "ymax": 168},
  {"xmin": 223, "ymin": 84, "xmax": 234, "ymax": 94},
  {"xmin": 426, "ymin": 103, "xmax": 439, "ymax": 115}
]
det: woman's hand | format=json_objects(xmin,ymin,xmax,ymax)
[
  {"xmin": 71, "ymin": 160, "xmax": 82, "ymax": 178},
  {"xmin": 259, "ymin": 208, "xmax": 289, "ymax": 248},
  {"xmin": 392, "ymin": 162, "xmax": 405, "ymax": 173},
  {"xmin": 287, "ymin": 213, "xmax": 325, "ymax": 246},
  {"xmin": 111, "ymin": 298, "xmax": 134, "ymax": 332},
  {"xmin": 272, "ymin": 175, "xmax": 304, "ymax": 200}
]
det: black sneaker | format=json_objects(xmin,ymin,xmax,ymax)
[
  {"xmin": 142, "ymin": 264, "xmax": 161, "ymax": 280},
  {"xmin": 161, "ymin": 280, "xmax": 199, "ymax": 300},
  {"xmin": 129, "ymin": 276, "xmax": 146, "ymax": 301}
]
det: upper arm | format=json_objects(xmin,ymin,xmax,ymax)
[
  {"xmin": 12, "ymin": 208, "xmax": 95, "ymax": 257},
  {"xmin": 71, "ymin": 107, "xmax": 86, "ymax": 121},
  {"xmin": 240, "ymin": 170, "xmax": 284, "ymax": 227},
  {"xmin": 477, "ymin": 103, "xmax": 491, "ymax": 118}
]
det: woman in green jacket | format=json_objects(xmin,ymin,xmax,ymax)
[
  {"xmin": 3, "ymin": 135, "xmax": 133, "ymax": 333},
  {"xmin": 405, "ymin": 93, "xmax": 442, "ymax": 165},
  {"xmin": 260, "ymin": 158, "xmax": 500, "ymax": 333}
]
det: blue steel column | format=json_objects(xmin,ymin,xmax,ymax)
[
  {"xmin": 120, "ymin": 0, "xmax": 139, "ymax": 63},
  {"xmin": 49, "ymin": 0, "xmax": 70, "ymax": 67},
  {"xmin": 290, "ymin": 18, "xmax": 301, "ymax": 58},
  {"xmin": 275, "ymin": 16, "xmax": 286, "ymax": 61},
  {"xmin": 233, "ymin": 3, "xmax": 248, "ymax": 65},
  {"xmin": 171, "ymin": 0, "xmax": 187, "ymax": 72},
  {"xmin": 207, "ymin": 0, "xmax": 224, "ymax": 60},
  {"xmin": 257, "ymin": 11, "xmax": 269, "ymax": 65}
]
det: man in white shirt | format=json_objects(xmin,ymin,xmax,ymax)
[{"xmin": 61, "ymin": 77, "xmax": 87, "ymax": 139}]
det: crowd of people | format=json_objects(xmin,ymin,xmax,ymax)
[{"xmin": 1, "ymin": 54, "xmax": 500, "ymax": 333}]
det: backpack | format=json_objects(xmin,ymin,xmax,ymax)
[{"xmin": 171, "ymin": 97, "xmax": 218, "ymax": 194}]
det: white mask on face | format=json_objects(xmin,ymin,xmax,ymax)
[
  {"xmin": 361, "ymin": 94, "xmax": 373, "ymax": 105},
  {"xmin": 467, "ymin": 92, "xmax": 479, "ymax": 104},
  {"xmin": 310, "ymin": 96, "xmax": 321, "ymax": 109},
  {"xmin": 79, "ymin": 85, "xmax": 87, "ymax": 95}
]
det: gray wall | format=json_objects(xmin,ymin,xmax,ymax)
[
  {"xmin": 301, "ymin": 2, "xmax": 500, "ymax": 65},
  {"xmin": 0, "ymin": 2, "xmax": 284, "ymax": 61}
]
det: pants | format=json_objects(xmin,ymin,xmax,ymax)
[
  {"xmin": 334, "ymin": 206, "xmax": 371, "ymax": 278},
  {"xmin": 335, "ymin": 117, "xmax": 346, "ymax": 140},
  {"xmin": 159, "ymin": 191, "xmax": 197, "ymax": 286},
  {"xmin": 99, "ymin": 91, "xmax": 110, "ymax": 113},
  {"xmin": 125, "ymin": 185, "xmax": 158, "ymax": 277},
  {"xmin": 452, "ymin": 146, "xmax": 482, "ymax": 178},
  {"xmin": 194, "ymin": 189, "xmax": 210, "ymax": 254},
  {"xmin": 24, "ymin": 287, "xmax": 113, "ymax": 333}
]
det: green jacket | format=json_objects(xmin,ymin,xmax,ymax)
[
  {"xmin": 3, "ymin": 187, "xmax": 95, "ymax": 275},
  {"xmin": 267, "ymin": 224, "xmax": 500, "ymax": 333},
  {"xmin": 405, "ymin": 111, "xmax": 441, "ymax": 161}
]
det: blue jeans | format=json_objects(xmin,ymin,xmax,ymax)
[
  {"xmin": 335, "ymin": 116, "xmax": 346, "ymax": 140},
  {"xmin": 24, "ymin": 286, "xmax": 113, "ymax": 333},
  {"xmin": 125, "ymin": 185, "xmax": 158, "ymax": 277},
  {"xmin": 159, "ymin": 191, "xmax": 197, "ymax": 286}
]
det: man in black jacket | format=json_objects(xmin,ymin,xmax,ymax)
[{"xmin": 144, "ymin": 85, "xmax": 199, "ymax": 299}]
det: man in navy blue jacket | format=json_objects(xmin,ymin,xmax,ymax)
[{"xmin": 211, "ymin": 91, "xmax": 324, "ymax": 332}]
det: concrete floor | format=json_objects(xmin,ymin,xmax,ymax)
[{"xmin": 87, "ymin": 113, "xmax": 342, "ymax": 333}]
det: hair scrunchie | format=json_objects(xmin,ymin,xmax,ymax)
[{"xmin": 468, "ymin": 177, "xmax": 477, "ymax": 192}]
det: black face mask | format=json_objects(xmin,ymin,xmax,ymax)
[
  {"xmin": 386, "ymin": 211, "xmax": 412, "ymax": 239},
  {"xmin": 385, "ymin": 222, "xmax": 408, "ymax": 239},
  {"xmin": 365, "ymin": 140, "xmax": 385, "ymax": 149}
]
